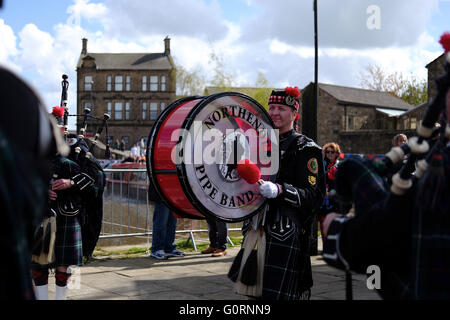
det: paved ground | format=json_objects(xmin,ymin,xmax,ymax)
[{"xmin": 44, "ymin": 245, "xmax": 381, "ymax": 300}]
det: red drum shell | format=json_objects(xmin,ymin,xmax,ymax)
[{"xmin": 147, "ymin": 97, "xmax": 204, "ymax": 219}]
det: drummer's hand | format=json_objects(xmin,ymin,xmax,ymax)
[
  {"xmin": 52, "ymin": 179, "xmax": 72, "ymax": 191},
  {"xmin": 48, "ymin": 189, "xmax": 57, "ymax": 201},
  {"xmin": 322, "ymin": 212, "xmax": 343, "ymax": 239},
  {"xmin": 259, "ymin": 181, "xmax": 281, "ymax": 198}
]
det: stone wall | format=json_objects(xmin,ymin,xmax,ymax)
[
  {"xmin": 427, "ymin": 54, "xmax": 446, "ymax": 102},
  {"xmin": 338, "ymin": 129, "xmax": 416, "ymax": 154}
]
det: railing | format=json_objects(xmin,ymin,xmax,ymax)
[{"xmin": 100, "ymin": 168, "xmax": 243, "ymax": 250}]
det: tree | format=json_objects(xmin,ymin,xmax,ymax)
[
  {"xmin": 208, "ymin": 49, "xmax": 235, "ymax": 91},
  {"xmin": 359, "ymin": 64, "xmax": 428, "ymax": 105},
  {"xmin": 247, "ymin": 72, "xmax": 273, "ymax": 110},
  {"xmin": 174, "ymin": 63, "xmax": 205, "ymax": 97}
]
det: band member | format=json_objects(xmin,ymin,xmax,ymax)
[
  {"xmin": 0, "ymin": 66, "xmax": 69, "ymax": 300},
  {"xmin": 322, "ymin": 32, "xmax": 450, "ymax": 300},
  {"xmin": 31, "ymin": 89, "xmax": 105, "ymax": 300},
  {"xmin": 236, "ymin": 87, "xmax": 325, "ymax": 300}
]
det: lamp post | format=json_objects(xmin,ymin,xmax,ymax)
[
  {"xmin": 310, "ymin": 0, "xmax": 319, "ymax": 257},
  {"xmin": 313, "ymin": 0, "xmax": 318, "ymax": 142}
]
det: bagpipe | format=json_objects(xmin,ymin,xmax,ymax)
[
  {"xmin": 323, "ymin": 32, "xmax": 450, "ymax": 299},
  {"xmin": 52, "ymin": 74, "xmax": 111, "ymax": 162}
]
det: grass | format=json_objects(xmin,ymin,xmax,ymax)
[{"xmin": 92, "ymin": 236, "xmax": 243, "ymax": 260}]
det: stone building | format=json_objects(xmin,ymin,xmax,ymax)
[
  {"xmin": 426, "ymin": 53, "xmax": 446, "ymax": 101},
  {"xmin": 76, "ymin": 37, "xmax": 176, "ymax": 154},
  {"xmin": 301, "ymin": 83, "xmax": 415, "ymax": 154}
]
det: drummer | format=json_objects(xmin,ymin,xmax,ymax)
[{"xmin": 254, "ymin": 87, "xmax": 325, "ymax": 300}]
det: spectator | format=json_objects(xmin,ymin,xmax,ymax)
[
  {"xmin": 114, "ymin": 139, "xmax": 120, "ymax": 150},
  {"xmin": 202, "ymin": 218, "xmax": 228, "ymax": 257},
  {"xmin": 318, "ymin": 142, "xmax": 341, "ymax": 238},
  {"xmin": 148, "ymin": 183, "xmax": 185, "ymax": 260},
  {"xmin": 392, "ymin": 133, "xmax": 408, "ymax": 147}
]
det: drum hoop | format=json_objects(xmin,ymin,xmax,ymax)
[
  {"xmin": 177, "ymin": 92, "xmax": 275, "ymax": 223},
  {"xmin": 146, "ymin": 95, "xmax": 205, "ymax": 220}
]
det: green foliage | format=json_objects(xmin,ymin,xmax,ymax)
[
  {"xmin": 400, "ymin": 78, "xmax": 428, "ymax": 106},
  {"xmin": 359, "ymin": 64, "xmax": 428, "ymax": 106},
  {"xmin": 174, "ymin": 63, "xmax": 205, "ymax": 97}
]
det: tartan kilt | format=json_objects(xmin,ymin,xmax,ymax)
[
  {"xmin": 262, "ymin": 223, "xmax": 312, "ymax": 300},
  {"xmin": 54, "ymin": 215, "xmax": 83, "ymax": 267}
]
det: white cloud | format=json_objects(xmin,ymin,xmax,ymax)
[
  {"xmin": 0, "ymin": 19, "xmax": 20, "ymax": 71},
  {"xmin": 98, "ymin": 0, "xmax": 229, "ymax": 42},
  {"xmin": 240, "ymin": 0, "xmax": 440, "ymax": 49}
]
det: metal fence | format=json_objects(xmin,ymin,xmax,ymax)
[{"xmin": 100, "ymin": 168, "xmax": 243, "ymax": 250}]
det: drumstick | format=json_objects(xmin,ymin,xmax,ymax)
[{"xmin": 237, "ymin": 159, "xmax": 264, "ymax": 185}]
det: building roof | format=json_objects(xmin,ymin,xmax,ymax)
[
  {"xmin": 425, "ymin": 53, "xmax": 445, "ymax": 68},
  {"xmin": 319, "ymin": 83, "xmax": 414, "ymax": 111},
  {"xmin": 76, "ymin": 52, "xmax": 174, "ymax": 70}
]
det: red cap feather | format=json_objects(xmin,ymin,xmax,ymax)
[
  {"xmin": 237, "ymin": 159, "xmax": 261, "ymax": 184},
  {"xmin": 52, "ymin": 106, "xmax": 65, "ymax": 117},
  {"xmin": 285, "ymin": 86, "xmax": 301, "ymax": 99},
  {"xmin": 439, "ymin": 32, "xmax": 450, "ymax": 53}
]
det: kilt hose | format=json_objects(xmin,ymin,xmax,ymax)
[
  {"xmin": 262, "ymin": 225, "xmax": 312, "ymax": 300},
  {"xmin": 54, "ymin": 215, "xmax": 83, "ymax": 267}
]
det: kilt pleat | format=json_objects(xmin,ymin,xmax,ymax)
[
  {"xmin": 262, "ymin": 225, "xmax": 312, "ymax": 300},
  {"xmin": 54, "ymin": 215, "xmax": 83, "ymax": 267}
]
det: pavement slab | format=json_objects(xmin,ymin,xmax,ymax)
[{"xmin": 53, "ymin": 245, "xmax": 382, "ymax": 300}]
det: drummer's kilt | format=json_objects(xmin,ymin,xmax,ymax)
[
  {"xmin": 262, "ymin": 224, "xmax": 312, "ymax": 300},
  {"xmin": 54, "ymin": 214, "xmax": 83, "ymax": 267}
]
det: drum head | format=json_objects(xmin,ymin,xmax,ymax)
[{"xmin": 177, "ymin": 92, "xmax": 279, "ymax": 222}]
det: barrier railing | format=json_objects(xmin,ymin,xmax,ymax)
[{"xmin": 100, "ymin": 168, "xmax": 243, "ymax": 250}]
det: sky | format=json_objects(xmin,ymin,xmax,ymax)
[{"xmin": 0, "ymin": 0, "xmax": 449, "ymax": 129}]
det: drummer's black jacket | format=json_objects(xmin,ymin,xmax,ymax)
[{"xmin": 266, "ymin": 130, "xmax": 326, "ymax": 240}]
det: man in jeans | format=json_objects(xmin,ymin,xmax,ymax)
[{"xmin": 150, "ymin": 201, "xmax": 185, "ymax": 259}]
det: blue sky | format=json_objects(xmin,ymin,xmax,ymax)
[{"xmin": 0, "ymin": 0, "xmax": 449, "ymax": 129}]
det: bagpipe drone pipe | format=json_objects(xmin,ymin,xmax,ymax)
[{"xmin": 323, "ymin": 32, "xmax": 450, "ymax": 300}]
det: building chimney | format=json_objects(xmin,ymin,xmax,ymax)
[
  {"xmin": 164, "ymin": 36, "xmax": 170, "ymax": 55},
  {"xmin": 82, "ymin": 38, "xmax": 87, "ymax": 55}
]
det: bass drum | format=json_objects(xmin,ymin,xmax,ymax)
[{"xmin": 146, "ymin": 92, "xmax": 279, "ymax": 222}]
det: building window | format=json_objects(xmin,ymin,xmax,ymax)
[
  {"xmin": 150, "ymin": 75, "xmax": 158, "ymax": 91},
  {"xmin": 142, "ymin": 76, "xmax": 147, "ymax": 91},
  {"xmin": 125, "ymin": 102, "xmax": 130, "ymax": 120},
  {"xmin": 403, "ymin": 118, "xmax": 410, "ymax": 130},
  {"xmin": 106, "ymin": 136, "xmax": 114, "ymax": 145},
  {"xmin": 84, "ymin": 75, "xmax": 93, "ymax": 91},
  {"xmin": 161, "ymin": 76, "xmax": 166, "ymax": 91},
  {"xmin": 107, "ymin": 75, "xmax": 112, "ymax": 91},
  {"xmin": 107, "ymin": 102, "xmax": 112, "ymax": 117},
  {"xmin": 142, "ymin": 102, "xmax": 147, "ymax": 120},
  {"xmin": 125, "ymin": 75, "xmax": 131, "ymax": 91},
  {"xmin": 161, "ymin": 102, "xmax": 166, "ymax": 111},
  {"xmin": 150, "ymin": 102, "xmax": 158, "ymax": 120},
  {"xmin": 84, "ymin": 101, "xmax": 93, "ymax": 115},
  {"xmin": 115, "ymin": 75, "xmax": 123, "ymax": 91},
  {"xmin": 346, "ymin": 116, "xmax": 353, "ymax": 131},
  {"xmin": 410, "ymin": 117, "xmax": 417, "ymax": 129},
  {"xmin": 114, "ymin": 102, "xmax": 123, "ymax": 120}
]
